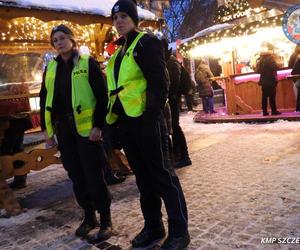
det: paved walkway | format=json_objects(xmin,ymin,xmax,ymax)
[{"xmin": 1, "ymin": 114, "xmax": 300, "ymax": 250}]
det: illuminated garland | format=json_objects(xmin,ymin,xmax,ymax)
[
  {"xmin": 214, "ymin": 0, "xmax": 251, "ymax": 23},
  {"xmin": 178, "ymin": 15, "xmax": 283, "ymax": 58},
  {"xmin": 0, "ymin": 17, "xmax": 107, "ymax": 55}
]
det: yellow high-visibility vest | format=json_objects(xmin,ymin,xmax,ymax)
[
  {"xmin": 44, "ymin": 55, "xmax": 96, "ymax": 137},
  {"xmin": 106, "ymin": 32, "xmax": 147, "ymax": 124}
]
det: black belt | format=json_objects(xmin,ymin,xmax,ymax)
[
  {"xmin": 53, "ymin": 113, "xmax": 74, "ymax": 121},
  {"xmin": 110, "ymin": 86, "xmax": 124, "ymax": 96}
]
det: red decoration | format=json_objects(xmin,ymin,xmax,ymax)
[{"xmin": 106, "ymin": 42, "xmax": 118, "ymax": 56}]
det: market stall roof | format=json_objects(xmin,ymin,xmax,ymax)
[
  {"xmin": 178, "ymin": 8, "xmax": 283, "ymax": 54},
  {"xmin": 0, "ymin": 0, "xmax": 156, "ymax": 25},
  {"xmin": 169, "ymin": 23, "xmax": 234, "ymax": 51},
  {"xmin": 185, "ymin": 23, "xmax": 234, "ymax": 43}
]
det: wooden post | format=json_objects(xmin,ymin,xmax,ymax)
[
  {"xmin": 225, "ymin": 77, "xmax": 237, "ymax": 115},
  {"xmin": 92, "ymin": 24, "xmax": 110, "ymax": 62}
]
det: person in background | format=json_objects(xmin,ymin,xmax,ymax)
[
  {"xmin": 39, "ymin": 24, "xmax": 113, "ymax": 241},
  {"xmin": 195, "ymin": 59, "xmax": 216, "ymax": 114},
  {"xmin": 288, "ymin": 45, "xmax": 300, "ymax": 69},
  {"xmin": 106, "ymin": 1, "xmax": 190, "ymax": 249},
  {"xmin": 256, "ymin": 44, "xmax": 281, "ymax": 116},
  {"xmin": 289, "ymin": 45, "xmax": 300, "ymax": 112},
  {"xmin": 181, "ymin": 63, "xmax": 196, "ymax": 113},
  {"xmin": 291, "ymin": 57, "xmax": 300, "ymax": 112},
  {"xmin": 1, "ymin": 115, "xmax": 32, "ymax": 189},
  {"xmin": 101, "ymin": 124, "xmax": 127, "ymax": 184},
  {"xmin": 163, "ymin": 43, "xmax": 192, "ymax": 169}
]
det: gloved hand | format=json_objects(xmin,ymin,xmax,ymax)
[
  {"xmin": 43, "ymin": 131, "xmax": 57, "ymax": 149},
  {"xmin": 89, "ymin": 127, "xmax": 103, "ymax": 141}
]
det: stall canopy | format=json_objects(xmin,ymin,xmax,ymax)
[{"xmin": 0, "ymin": 0, "xmax": 156, "ymax": 24}]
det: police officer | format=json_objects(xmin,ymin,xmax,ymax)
[
  {"xmin": 107, "ymin": 1, "xmax": 190, "ymax": 249},
  {"xmin": 40, "ymin": 24, "xmax": 112, "ymax": 241}
]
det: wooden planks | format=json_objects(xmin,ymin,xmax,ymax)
[
  {"xmin": 0, "ymin": 145, "xmax": 60, "ymax": 217},
  {"xmin": 226, "ymin": 77, "xmax": 296, "ymax": 114}
]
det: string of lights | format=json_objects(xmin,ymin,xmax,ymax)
[
  {"xmin": 214, "ymin": 0, "xmax": 254, "ymax": 23},
  {"xmin": 0, "ymin": 16, "xmax": 161, "ymax": 59},
  {"xmin": 179, "ymin": 15, "xmax": 284, "ymax": 58},
  {"xmin": 0, "ymin": 17, "xmax": 109, "ymax": 56}
]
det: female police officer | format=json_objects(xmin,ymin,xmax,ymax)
[
  {"xmin": 40, "ymin": 24, "xmax": 112, "ymax": 241},
  {"xmin": 106, "ymin": 1, "xmax": 190, "ymax": 249}
]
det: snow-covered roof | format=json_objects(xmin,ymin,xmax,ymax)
[
  {"xmin": 169, "ymin": 23, "xmax": 234, "ymax": 51},
  {"xmin": 182, "ymin": 23, "xmax": 234, "ymax": 45},
  {"xmin": 0, "ymin": 0, "xmax": 156, "ymax": 20},
  {"xmin": 193, "ymin": 23, "xmax": 234, "ymax": 38}
]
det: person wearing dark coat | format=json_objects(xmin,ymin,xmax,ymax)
[
  {"xmin": 106, "ymin": 1, "xmax": 190, "ymax": 249},
  {"xmin": 291, "ymin": 58, "xmax": 300, "ymax": 112},
  {"xmin": 256, "ymin": 51, "xmax": 281, "ymax": 116},
  {"xmin": 289, "ymin": 45, "xmax": 300, "ymax": 112},
  {"xmin": 165, "ymin": 53, "xmax": 192, "ymax": 168},
  {"xmin": 195, "ymin": 59, "xmax": 216, "ymax": 114},
  {"xmin": 288, "ymin": 45, "xmax": 300, "ymax": 69},
  {"xmin": 39, "ymin": 24, "xmax": 112, "ymax": 241}
]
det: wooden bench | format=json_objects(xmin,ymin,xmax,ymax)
[{"xmin": 0, "ymin": 122, "xmax": 60, "ymax": 216}]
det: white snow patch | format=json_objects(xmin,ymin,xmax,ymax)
[{"xmin": 0, "ymin": 0, "xmax": 156, "ymax": 20}]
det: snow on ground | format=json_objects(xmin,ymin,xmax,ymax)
[{"xmin": 1, "ymin": 113, "xmax": 300, "ymax": 249}]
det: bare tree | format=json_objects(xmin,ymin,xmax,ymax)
[
  {"xmin": 163, "ymin": 0, "xmax": 191, "ymax": 42},
  {"xmin": 163, "ymin": 0, "xmax": 217, "ymax": 42},
  {"xmin": 179, "ymin": 0, "xmax": 217, "ymax": 38}
]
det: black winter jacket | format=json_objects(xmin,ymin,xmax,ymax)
[
  {"xmin": 166, "ymin": 55, "xmax": 181, "ymax": 100},
  {"xmin": 256, "ymin": 54, "xmax": 279, "ymax": 87},
  {"xmin": 292, "ymin": 58, "xmax": 300, "ymax": 75}
]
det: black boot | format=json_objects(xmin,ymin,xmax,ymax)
[
  {"xmin": 161, "ymin": 231, "xmax": 190, "ymax": 250},
  {"xmin": 9, "ymin": 175, "xmax": 27, "ymax": 190},
  {"xmin": 131, "ymin": 223, "xmax": 166, "ymax": 248},
  {"xmin": 271, "ymin": 111, "xmax": 281, "ymax": 115},
  {"xmin": 75, "ymin": 210, "xmax": 98, "ymax": 238},
  {"xmin": 105, "ymin": 173, "xmax": 126, "ymax": 185},
  {"xmin": 174, "ymin": 156, "xmax": 192, "ymax": 169},
  {"xmin": 87, "ymin": 210, "xmax": 113, "ymax": 244}
]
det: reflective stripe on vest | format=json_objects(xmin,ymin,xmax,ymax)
[
  {"xmin": 44, "ymin": 55, "xmax": 96, "ymax": 137},
  {"xmin": 106, "ymin": 32, "xmax": 147, "ymax": 124}
]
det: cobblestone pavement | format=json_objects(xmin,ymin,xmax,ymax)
[{"xmin": 1, "ymin": 114, "xmax": 300, "ymax": 250}]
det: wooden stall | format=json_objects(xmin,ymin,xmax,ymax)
[
  {"xmin": 178, "ymin": 2, "xmax": 297, "ymax": 116},
  {"xmin": 0, "ymin": 0, "xmax": 158, "ymax": 216},
  {"xmin": 225, "ymin": 69, "xmax": 295, "ymax": 115}
]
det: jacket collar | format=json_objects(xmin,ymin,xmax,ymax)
[
  {"xmin": 55, "ymin": 50, "xmax": 79, "ymax": 65},
  {"xmin": 114, "ymin": 30, "xmax": 139, "ymax": 48}
]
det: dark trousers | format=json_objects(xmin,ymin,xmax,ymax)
[
  {"xmin": 184, "ymin": 94, "xmax": 194, "ymax": 111},
  {"xmin": 169, "ymin": 98, "xmax": 189, "ymax": 161},
  {"xmin": 55, "ymin": 115, "xmax": 111, "ymax": 214},
  {"xmin": 261, "ymin": 86, "xmax": 277, "ymax": 113},
  {"xmin": 202, "ymin": 96, "xmax": 214, "ymax": 113},
  {"xmin": 296, "ymin": 87, "xmax": 300, "ymax": 112},
  {"xmin": 0, "ymin": 132, "xmax": 23, "ymax": 155},
  {"xmin": 117, "ymin": 114, "xmax": 188, "ymax": 236},
  {"xmin": 0, "ymin": 124, "xmax": 27, "ymax": 181}
]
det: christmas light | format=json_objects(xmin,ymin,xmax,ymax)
[{"xmin": 0, "ymin": 17, "xmax": 111, "ymax": 59}]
